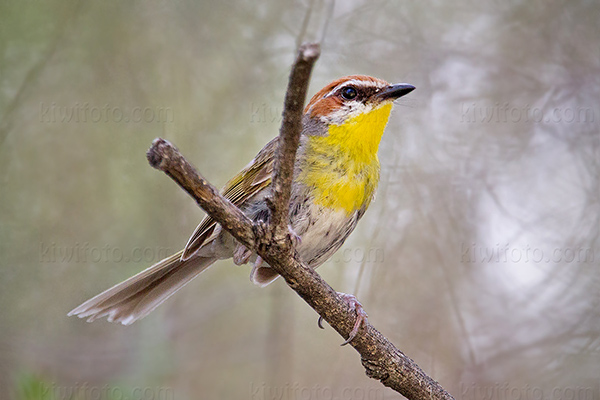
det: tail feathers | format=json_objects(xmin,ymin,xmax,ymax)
[{"xmin": 68, "ymin": 250, "xmax": 217, "ymax": 325}]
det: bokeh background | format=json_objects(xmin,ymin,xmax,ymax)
[{"xmin": 1, "ymin": 1, "xmax": 599, "ymax": 399}]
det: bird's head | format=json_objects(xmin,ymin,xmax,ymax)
[{"xmin": 304, "ymin": 75, "xmax": 415, "ymax": 126}]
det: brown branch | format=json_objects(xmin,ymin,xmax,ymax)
[{"xmin": 146, "ymin": 44, "xmax": 455, "ymax": 400}]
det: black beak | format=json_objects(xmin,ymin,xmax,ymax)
[{"xmin": 376, "ymin": 83, "xmax": 416, "ymax": 101}]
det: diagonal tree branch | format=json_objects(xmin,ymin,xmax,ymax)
[{"xmin": 146, "ymin": 44, "xmax": 454, "ymax": 400}]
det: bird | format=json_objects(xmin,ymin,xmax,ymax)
[{"xmin": 69, "ymin": 75, "xmax": 415, "ymax": 334}]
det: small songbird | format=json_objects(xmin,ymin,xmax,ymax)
[{"xmin": 69, "ymin": 75, "xmax": 415, "ymax": 327}]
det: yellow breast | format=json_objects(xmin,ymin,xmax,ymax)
[{"xmin": 299, "ymin": 103, "xmax": 393, "ymax": 214}]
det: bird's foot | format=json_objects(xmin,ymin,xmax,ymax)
[
  {"xmin": 287, "ymin": 225, "xmax": 302, "ymax": 246},
  {"xmin": 233, "ymin": 245, "xmax": 252, "ymax": 265},
  {"xmin": 339, "ymin": 292, "xmax": 368, "ymax": 346},
  {"xmin": 317, "ymin": 292, "xmax": 368, "ymax": 346}
]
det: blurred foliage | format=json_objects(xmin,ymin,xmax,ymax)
[
  {"xmin": 14, "ymin": 373, "xmax": 142, "ymax": 400},
  {"xmin": 14, "ymin": 374, "xmax": 55, "ymax": 400},
  {"xmin": 1, "ymin": 0, "xmax": 599, "ymax": 399}
]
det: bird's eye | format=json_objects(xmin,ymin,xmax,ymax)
[{"xmin": 340, "ymin": 86, "xmax": 358, "ymax": 100}]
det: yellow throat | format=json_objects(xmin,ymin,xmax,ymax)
[{"xmin": 300, "ymin": 103, "xmax": 393, "ymax": 214}]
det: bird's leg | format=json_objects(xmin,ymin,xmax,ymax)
[{"xmin": 233, "ymin": 244, "xmax": 252, "ymax": 265}]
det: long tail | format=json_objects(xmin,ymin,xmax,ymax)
[{"xmin": 68, "ymin": 250, "xmax": 216, "ymax": 325}]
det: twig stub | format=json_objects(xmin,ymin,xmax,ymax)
[{"xmin": 146, "ymin": 138, "xmax": 174, "ymax": 169}]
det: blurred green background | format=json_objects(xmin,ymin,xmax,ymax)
[{"xmin": 1, "ymin": 0, "xmax": 599, "ymax": 399}]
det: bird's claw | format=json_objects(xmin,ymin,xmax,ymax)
[
  {"xmin": 339, "ymin": 292, "xmax": 368, "ymax": 346},
  {"xmin": 233, "ymin": 245, "xmax": 252, "ymax": 265},
  {"xmin": 315, "ymin": 292, "xmax": 368, "ymax": 346},
  {"xmin": 287, "ymin": 225, "xmax": 302, "ymax": 246},
  {"xmin": 317, "ymin": 315, "xmax": 325, "ymax": 329}
]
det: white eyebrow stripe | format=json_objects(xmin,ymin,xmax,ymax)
[{"xmin": 324, "ymin": 79, "xmax": 388, "ymax": 97}]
